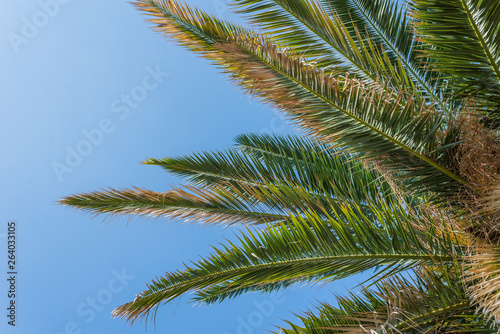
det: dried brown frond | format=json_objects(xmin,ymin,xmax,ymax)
[
  {"xmin": 484, "ymin": 185, "xmax": 500, "ymax": 215},
  {"xmin": 465, "ymin": 243, "xmax": 500, "ymax": 323},
  {"xmin": 445, "ymin": 114, "xmax": 500, "ymax": 240},
  {"xmin": 449, "ymin": 116, "xmax": 500, "ymax": 191}
]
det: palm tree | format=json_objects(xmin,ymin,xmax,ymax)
[{"xmin": 60, "ymin": 0, "xmax": 500, "ymax": 332}]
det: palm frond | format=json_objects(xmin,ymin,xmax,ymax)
[
  {"xmin": 234, "ymin": 134, "xmax": 397, "ymax": 205},
  {"xmin": 281, "ymin": 268, "xmax": 491, "ymax": 334},
  {"xmin": 413, "ymin": 0, "xmax": 500, "ymax": 123},
  {"xmin": 231, "ymin": 0, "xmax": 409, "ymax": 91},
  {"xmin": 59, "ymin": 186, "xmax": 289, "ymax": 226},
  {"xmin": 320, "ymin": 0, "xmax": 443, "ymax": 100},
  {"xmin": 148, "ymin": 134, "xmax": 400, "ymax": 210},
  {"xmin": 135, "ymin": 0, "xmax": 470, "ymax": 201},
  {"xmin": 60, "ymin": 134, "xmax": 406, "ymax": 227},
  {"xmin": 466, "ymin": 244, "xmax": 500, "ymax": 323},
  {"xmin": 111, "ymin": 208, "xmax": 462, "ymax": 323},
  {"xmin": 232, "ymin": 0, "xmax": 440, "ymax": 101}
]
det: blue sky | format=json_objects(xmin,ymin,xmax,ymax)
[{"xmin": 1, "ymin": 1, "xmax": 366, "ymax": 333}]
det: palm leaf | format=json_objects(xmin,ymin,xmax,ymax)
[
  {"xmin": 148, "ymin": 134, "xmax": 400, "ymax": 211},
  {"xmin": 232, "ymin": 0, "xmax": 439, "ymax": 101},
  {"xmin": 111, "ymin": 207, "xmax": 462, "ymax": 323},
  {"xmin": 135, "ymin": 0, "xmax": 470, "ymax": 201},
  {"xmin": 320, "ymin": 0, "xmax": 443, "ymax": 101},
  {"xmin": 59, "ymin": 186, "xmax": 289, "ymax": 226},
  {"xmin": 281, "ymin": 268, "xmax": 491, "ymax": 334},
  {"xmin": 234, "ymin": 134, "xmax": 397, "ymax": 205},
  {"xmin": 413, "ymin": 0, "xmax": 500, "ymax": 124},
  {"xmin": 466, "ymin": 244, "xmax": 500, "ymax": 323},
  {"xmin": 231, "ymin": 0, "xmax": 408, "ymax": 90},
  {"xmin": 61, "ymin": 134, "xmax": 403, "ymax": 226}
]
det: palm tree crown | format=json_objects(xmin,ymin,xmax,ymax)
[{"xmin": 61, "ymin": 0, "xmax": 500, "ymax": 332}]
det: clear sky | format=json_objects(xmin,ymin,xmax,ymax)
[{"xmin": 1, "ymin": 1, "xmax": 366, "ymax": 333}]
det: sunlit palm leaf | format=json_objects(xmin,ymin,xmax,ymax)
[
  {"xmin": 320, "ymin": 0, "xmax": 443, "ymax": 101},
  {"xmin": 59, "ymin": 186, "xmax": 289, "ymax": 226},
  {"xmin": 281, "ymin": 268, "xmax": 491, "ymax": 334},
  {"xmin": 112, "ymin": 212, "xmax": 462, "ymax": 323},
  {"xmin": 135, "ymin": 0, "xmax": 469, "ymax": 201},
  {"xmin": 231, "ymin": 0, "xmax": 408, "ymax": 91},
  {"xmin": 61, "ymin": 134, "xmax": 403, "ymax": 226},
  {"xmin": 466, "ymin": 244, "xmax": 500, "ymax": 323},
  {"xmin": 234, "ymin": 134, "xmax": 396, "ymax": 205},
  {"xmin": 147, "ymin": 134, "xmax": 400, "ymax": 213},
  {"xmin": 413, "ymin": 0, "xmax": 500, "ymax": 124}
]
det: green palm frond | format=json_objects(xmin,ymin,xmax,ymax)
[
  {"xmin": 413, "ymin": 0, "xmax": 500, "ymax": 123},
  {"xmin": 61, "ymin": 134, "xmax": 402, "ymax": 226},
  {"xmin": 148, "ymin": 134, "xmax": 399, "ymax": 208},
  {"xmin": 232, "ymin": 0, "xmax": 439, "ymax": 101},
  {"xmin": 281, "ymin": 268, "xmax": 491, "ymax": 334},
  {"xmin": 234, "ymin": 134, "xmax": 397, "ymax": 205},
  {"xmin": 134, "ymin": 0, "xmax": 470, "ymax": 201},
  {"xmin": 112, "ymin": 212, "xmax": 462, "ymax": 323},
  {"xmin": 320, "ymin": 0, "xmax": 443, "ymax": 100},
  {"xmin": 231, "ymin": 0, "xmax": 409, "ymax": 90}
]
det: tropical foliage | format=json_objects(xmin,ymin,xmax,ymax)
[{"xmin": 61, "ymin": 0, "xmax": 500, "ymax": 332}]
